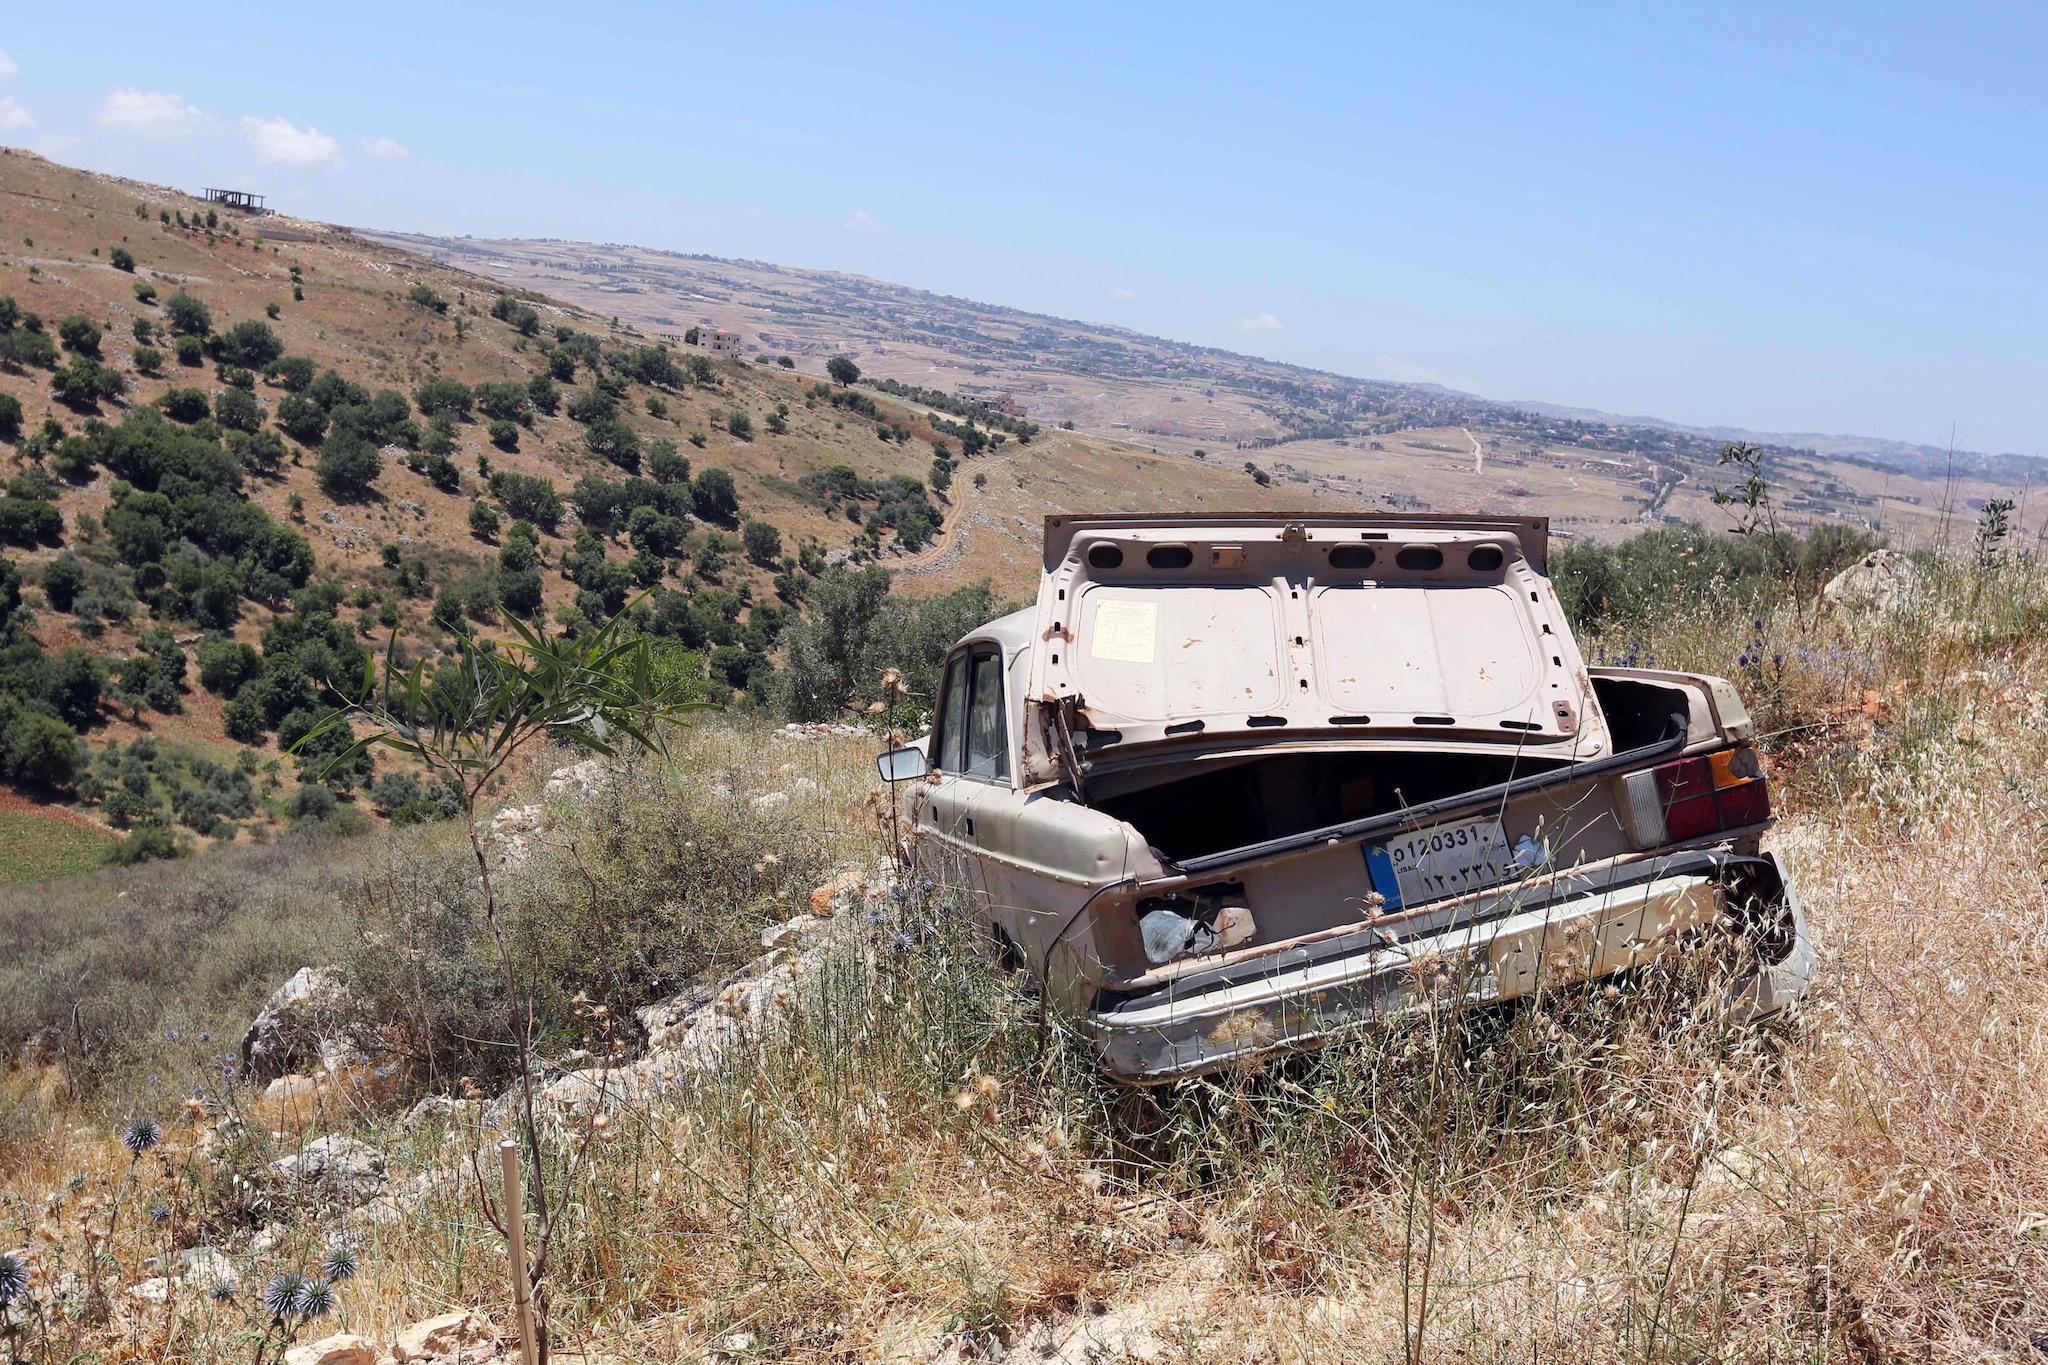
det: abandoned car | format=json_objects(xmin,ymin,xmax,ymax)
[{"xmin": 879, "ymin": 514, "xmax": 1814, "ymax": 1081}]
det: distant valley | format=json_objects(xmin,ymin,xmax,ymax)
[{"xmin": 366, "ymin": 231, "xmax": 2046, "ymax": 551}]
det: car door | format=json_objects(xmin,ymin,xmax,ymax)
[
  {"xmin": 913, "ymin": 649, "xmax": 976, "ymax": 848},
  {"xmin": 913, "ymin": 645, "xmax": 1011, "ymax": 901}
]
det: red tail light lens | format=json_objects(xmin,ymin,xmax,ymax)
[
  {"xmin": 1655, "ymin": 757, "xmax": 1722, "ymax": 839},
  {"xmin": 1653, "ymin": 748, "xmax": 1772, "ymax": 840}
]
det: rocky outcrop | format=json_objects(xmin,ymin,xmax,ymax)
[
  {"xmin": 391, "ymin": 1310, "xmax": 493, "ymax": 1361},
  {"xmin": 489, "ymin": 803, "xmax": 547, "ymax": 870},
  {"xmin": 1823, "ymin": 549, "xmax": 1920, "ymax": 613},
  {"xmin": 524, "ymin": 861, "xmax": 897, "ymax": 1121},
  {"xmin": 129, "ymin": 1245, "xmax": 236, "ymax": 1301},
  {"xmin": 398, "ymin": 1095, "xmax": 481, "ymax": 1132},
  {"xmin": 282, "ymin": 1335, "xmax": 379, "ymax": 1365},
  {"xmin": 272, "ymin": 1134, "xmax": 388, "ymax": 1209},
  {"xmin": 242, "ymin": 968, "xmax": 369, "ymax": 1081},
  {"xmin": 492, "ymin": 757, "xmax": 623, "ymax": 870}
]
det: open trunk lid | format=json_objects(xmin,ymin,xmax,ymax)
[{"xmin": 1022, "ymin": 514, "xmax": 1608, "ymax": 787}]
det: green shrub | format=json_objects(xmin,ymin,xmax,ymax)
[
  {"xmin": 50, "ymin": 357, "xmax": 125, "ymax": 410},
  {"xmin": 132, "ymin": 281, "xmax": 157, "ymax": 304},
  {"xmin": 413, "ymin": 377, "xmax": 472, "ymax": 420},
  {"xmin": 527, "ymin": 373, "xmax": 559, "ymax": 415},
  {"xmin": 132, "ymin": 345, "xmax": 164, "ymax": 376},
  {"xmin": 474, "ymin": 380, "xmax": 530, "ymax": 423},
  {"xmin": 174, "ymin": 334, "xmax": 204, "ymax": 366},
  {"xmin": 39, "ymin": 553, "xmax": 86, "ymax": 611},
  {"xmin": 316, "ymin": 431, "xmax": 382, "ymax": 498},
  {"xmin": 742, "ymin": 520, "xmax": 782, "ymax": 566},
  {"xmin": 104, "ymin": 824, "xmax": 185, "ymax": 866},
  {"xmin": 58, "ymin": 314, "xmax": 103, "ymax": 357},
  {"xmin": 487, "ymin": 471, "xmax": 562, "ymax": 530},
  {"xmin": 164, "ymin": 290, "xmax": 212, "ymax": 336},
  {"xmin": 690, "ymin": 468, "xmax": 739, "ymax": 523},
  {"xmin": 215, "ymin": 387, "xmax": 263, "ymax": 433},
  {"xmin": 3, "ymin": 711, "xmax": 82, "ymax": 789},
  {"xmin": 275, "ymin": 392, "xmax": 328, "ymax": 445},
  {"xmin": 214, "ymin": 319, "xmax": 283, "ymax": 369},
  {"xmin": 110, "ymin": 247, "xmax": 136, "ymax": 272},
  {"xmin": 156, "ymin": 387, "xmax": 212, "ymax": 422},
  {"xmin": 265, "ymin": 355, "xmax": 316, "ymax": 391}
]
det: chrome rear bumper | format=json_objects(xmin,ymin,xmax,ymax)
[{"xmin": 1087, "ymin": 850, "xmax": 1811, "ymax": 1083}]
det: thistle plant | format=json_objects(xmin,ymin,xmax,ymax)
[
  {"xmin": 80, "ymin": 1115, "xmax": 163, "ymax": 1324},
  {"xmin": 0, "ymin": 1250, "xmax": 38, "ymax": 1363},
  {"xmin": 250, "ymin": 1269, "xmax": 338, "ymax": 1365},
  {"xmin": 294, "ymin": 595, "xmax": 710, "ymax": 1363}
]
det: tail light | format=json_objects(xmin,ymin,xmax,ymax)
[{"xmin": 1619, "ymin": 746, "xmax": 1772, "ymax": 846}]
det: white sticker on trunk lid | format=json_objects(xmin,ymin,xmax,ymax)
[{"xmin": 1090, "ymin": 599, "xmax": 1157, "ymax": 663}]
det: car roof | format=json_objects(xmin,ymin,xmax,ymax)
[{"xmin": 959, "ymin": 606, "xmax": 1036, "ymax": 657}]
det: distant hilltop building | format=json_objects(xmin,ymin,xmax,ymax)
[
  {"xmin": 960, "ymin": 387, "xmax": 1025, "ymax": 418},
  {"xmin": 201, "ymin": 188, "xmax": 267, "ymax": 215},
  {"xmin": 687, "ymin": 327, "xmax": 746, "ymax": 357}
]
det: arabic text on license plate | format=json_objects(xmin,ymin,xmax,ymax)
[{"xmin": 1365, "ymin": 817, "xmax": 1509, "ymax": 909}]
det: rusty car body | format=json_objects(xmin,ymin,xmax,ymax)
[{"xmin": 878, "ymin": 514, "xmax": 1814, "ymax": 1081}]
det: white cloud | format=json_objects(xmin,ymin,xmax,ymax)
[
  {"xmin": 97, "ymin": 88, "xmax": 213, "ymax": 139},
  {"xmin": 0, "ymin": 96, "xmax": 32, "ymax": 133},
  {"xmin": 1109, "ymin": 285, "xmax": 1138, "ymax": 301},
  {"xmin": 842, "ymin": 208, "xmax": 890, "ymax": 234},
  {"xmin": 1235, "ymin": 311, "xmax": 1284, "ymax": 333},
  {"xmin": 362, "ymin": 136, "xmax": 410, "ymax": 159},
  {"xmin": 0, "ymin": 50, "xmax": 18, "ymax": 80},
  {"xmin": 242, "ymin": 115, "xmax": 341, "ymax": 167}
]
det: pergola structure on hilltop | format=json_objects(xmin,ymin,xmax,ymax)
[{"xmin": 201, "ymin": 188, "xmax": 267, "ymax": 214}]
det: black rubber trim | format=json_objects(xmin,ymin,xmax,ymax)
[{"xmin": 1166, "ymin": 712, "xmax": 1690, "ymax": 878}]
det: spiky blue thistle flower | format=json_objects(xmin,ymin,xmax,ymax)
[
  {"xmin": 320, "ymin": 1247, "xmax": 357, "ymax": 1283},
  {"xmin": 296, "ymin": 1278, "xmax": 335, "ymax": 1319},
  {"xmin": 263, "ymin": 1273, "xmax": 305, "ymax": 1319},
  {"xmin": 0, "ymin": 1251, "xmax": 27, "ymax": 1306},
  {"xmin": 147, "ymin": 1202, "xmax": 171, "ymax": 1225},
  {"xmin": 208, "ymin": 1278, "xmax": 238, "ymax": 1304},
  {"xmin": 120, "ymin": 1116, "xmax": 161, "ymax": 1155}
]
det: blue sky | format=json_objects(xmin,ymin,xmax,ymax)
[{"xmin": 2, "ymin": 2, "xmax": 2042, "ymax": 453}]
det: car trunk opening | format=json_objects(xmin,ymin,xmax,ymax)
[
  {"xmin": 1087, "ymin": 673, "xmax": 1695, "ymax": 867},
  {"xmin": 1094, "ymin": 748, "xmax": 1569, "ymax": 864}
]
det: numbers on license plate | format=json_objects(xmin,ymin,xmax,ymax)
[{"xmin": 1366, "ymin": 817, "xmax": 1509, "ymax": 908}]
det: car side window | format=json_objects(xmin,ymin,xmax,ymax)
[
  {"xmin": 934, "ymin": 656, "xmax": 969, "ymax": 773},
  {"xmin": 965, "ymin": 650, "xmax": 1008, "ymax": 780}
]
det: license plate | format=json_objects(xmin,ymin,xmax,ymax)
[{"xmin": 1365, "ymin": 816, "xmax": 1509, "ymax": 909}]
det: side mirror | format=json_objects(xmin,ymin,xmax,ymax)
[{"xmin": 877, "ymin": 746, "xmax": 930, "ymax": 783}]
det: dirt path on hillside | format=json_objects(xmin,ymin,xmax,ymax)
[
  {"xmin": 892, "ymin": 442, "xmax": 1031, "ymax": 580},
  {"xmin": 1464, "ymin": 425, "xmax": 1484, "ymax": 475}
]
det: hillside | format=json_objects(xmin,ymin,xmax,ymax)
[
  {"xmin": 368, "ymin": 231, "xmax": 2046, "ymax": 548},
  {"xmin": 0, "ymin": 148, "xmax": 1369, "ymax": 872}
]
